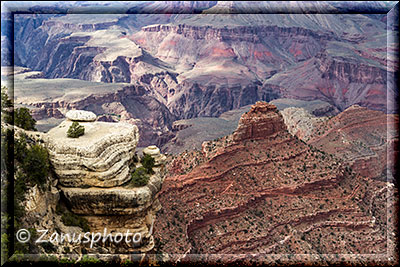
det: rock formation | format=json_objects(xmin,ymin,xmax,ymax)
[
  {"xmin": 65, "ymin": 110, "xmax": 97, "ymax": 122},
  {"xmin": 143, "ymin": 145, "xmax": 167, "ymax": 166},
  {"xmin": 154, "ymin": 101, "xmax": 392, "ymax": 262},
  {"xmin": 232, "ymin": 101, "xmax": 286, "ymax": 142},
  {"xmin": 46, "ymin": 110, "xmax": 165, "ymax": 253},
  {"xmin": 47, "ymin": 119, "xmax": 139, "ymax": 188}
]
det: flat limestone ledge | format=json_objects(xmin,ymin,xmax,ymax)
[
  {"xmin": 46, "ymin": 120, "xmax": 139, "ymax": 157},
  {"xmin": 60, "ymin": 169, "xmax": 163, "ymax": 215},
  {"xmin": 46, "ymin": 120, "xmax": 139, "ymax": 187}
]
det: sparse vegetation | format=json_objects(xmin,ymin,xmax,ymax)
[
  {"xmin": 1, "ymin": 85, "xmax": 13, "ymax": 124},
  {"xmin": 57, "ymin": 204, "xmax": 90, "ymax": 232},
  {"xmin": 14, "ymin": 133, "xmax": 49, "ymax": 190},
  {"xmin": 14, "ymin": 107, "xmax": 37, "ymax": 131},
  {"xmin": 141, "ymin": 154, "xmax": 155, "ymax": 174},
  {"xmin": 130, "ymin": 166, "xmax": 150, "ymax": 187},
  {"xmin": 67, "ymin": 121, "xmax": 85, "ymax": 138}
]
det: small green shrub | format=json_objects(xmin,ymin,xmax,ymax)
[
  {"xmin": 23, "ymin": 144, "xmax": 49, "ymax": 189},
  {"xmin": 57, "ymin": 203, "xmax": 90, "ymax": 232},
  {"xmin": 80, "ymin": 255, "xmax": 101, "ymax": 264},
  {"xmin": 141, "ymin": 154, "xmax": 155, "ymax": 174},
  {"xmin": 14, "ymin": 107, "xmax": 36, "ymax": 131},
  {"xmin": 130, "ymin": 167, "xmax": 150, "ymax": 187},
  {"xmin": 67, "ymin": 121, "xmax": 85, "ymax": 138}
]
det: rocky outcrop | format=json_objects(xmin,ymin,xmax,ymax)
[
  {"xmin": 154, "ymin": 101, "xmax": 390, "ymax": 259},
  {"xmin": 45, "ymin": 112, "xmax": 166, "ymax": 253},
  {"xmin": 281, "ymin": 107, "xmax": 328, "ymax": 142},
  {"xmin": 47, "ymin": 120, "xmax": 139, "ymax": 187},
  {"xmin": 233, "ymin": 102, "xmax": 286, "ymax": 142},
  {"xmin": 65, "ymin": 109, "xmax": 97, "ymax": 121},
  {"xmin": 143, "ymin": 145, "xmax": 167, "ymax": 166}
]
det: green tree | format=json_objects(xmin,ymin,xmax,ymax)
[
  {"xmin": 14, "ymin": 107, "xmax": 36, "ymax": 131},
  {"xmin": 1, "ymin": 85, "xmax": 13, "ymax": 124},
  {"xmin": 67, "ymin": 121, "xmax": 85, "ymax": 138},
  {"xmin": 141, "ymin": 154, "xmax": 155, "ymax": 174},
  {"xmin": 1, "ymin": 86, "xmax": 12, "ymax": 109},
  {"xmin": 22, "ymin": 144, "xmax": 49, "ymax": 189},
  {"xmin": 130, "ymin": 167, "xmax": 150, "ymax": 187}
]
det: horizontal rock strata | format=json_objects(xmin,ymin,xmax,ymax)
[
  {"xmin": 60, "ymin": 169, "xmax": 163, "ymax": 215},
  {"xmin": 47, "ymin": 120, "xmax": 139, "ymax": 187}
]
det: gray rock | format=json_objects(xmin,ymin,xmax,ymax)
[{"xmin": 66, "ymin": 110, "xmax": 97, "ymax": 122}]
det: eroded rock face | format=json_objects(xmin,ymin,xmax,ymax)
[
  {"xmin": 155, "ymin": 101, "xmax": 391, "ymax": 259},
  {"xmin": 47, "ymin": 120, "xmax": 139, "ymax": 187},
  {"xmin": 46, "ymin": 115, "xmax": 166, "ymax": 253},
  {"xmin": 60, "ymin": 172, "xmax": 163, "ymax": 215},
  {"xmin": 232, "ymin": 101, "xmax": 286, "ymax": 142}
]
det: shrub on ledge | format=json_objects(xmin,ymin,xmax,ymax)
[
  {"xmin": 130, "ymin": 167, "xmax": 150, "ymax": 187},
  {"xmin": 67, "ymin": 121, "xmax": 84, "ymax": 138},
  {"xmin": 140, "ymin": 154, "xmax": 155, "ymax": 174}
]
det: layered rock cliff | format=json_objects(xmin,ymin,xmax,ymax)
[
  {"xmin": 45, "ymin": 111, "xmax": 165, "ymax": 254},
  {"xmin": 47, "ymin": 119, "xmax": 139, "ymax": 188},
  {"xmin": 8, "ymin": 9, "xmax": 396, "ymax": 150},
  {"xmin": 280, "ymin": 105, "xmax": 398, "ymax": 182},
  {"xmin": 154, "ymin": 101, "xmax": 393, "ymax": 263},
  {"xmin": 232, "ymin": 102, "xmax": 285, "ymax": 141}
]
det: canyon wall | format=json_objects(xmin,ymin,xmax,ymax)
[{"xmin": 154, "ymin": 102, "xmax": 391, "ymax": 261}]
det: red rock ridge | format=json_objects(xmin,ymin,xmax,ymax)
[{"xmin": 154, "ymin": 102, "xmax": 392, "ymax": 260}]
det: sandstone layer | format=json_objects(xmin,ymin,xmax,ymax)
[
  {"xmin": 232, "ymin": 101, "xmax": 285, "ymax": 142},
  {"xmin": 47, "ymin": 120, "xmax": 139, "ymax": 187},
  {"xmin": 46, "ymin": 115, "xmax": 166, "ymax": 254}
]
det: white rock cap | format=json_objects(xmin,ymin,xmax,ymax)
[
  {"xmin": 143, "ymin": 145, "xmax": 166, "ymax": 166},
  {"xmin": 66, "ymin": 110, "xmax": 97, "ymax": 122},
  {"xmin": 143, "ymin": 145, "xmax": 160, "ymax": 156}
]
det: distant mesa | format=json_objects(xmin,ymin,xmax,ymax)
[{"xmin": 66, "ymin": 110, "xmax": 97, "ymax": 122}]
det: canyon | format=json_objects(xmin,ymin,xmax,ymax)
[
  {"xmin": 3, "ymin": 1, "xmax": 397, "ymax": 148},
  {"xmin": 1, "ymin": 1, "xmax": 398, "ymax": 265}
]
